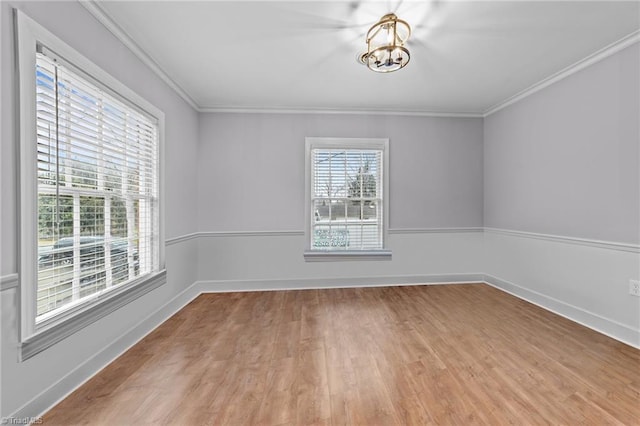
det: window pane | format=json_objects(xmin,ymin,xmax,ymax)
[
  {"xmin": 35, "ymin": 51, "xmax": 158, "ymax": 320},
  {"xmin": 313, "ymin": 225, "xmax": 350, "ymax": 250},
  {"xmin": 79, "ymin": 196, "xmax": 104, "ymax": 236},
  {"xmin": 346, "ymin": 151, "xmax": 379, "ymax": 199},
  {"xmin": 38, "ymin": 194, "xmax": 57, "ymax": 242},
  {"xmin": 110, "ymin": 197, "xmax": 128, "ymax": 237},
  {"xmin": 37, "ymin": 265, "xmax": 73, "ymax": 316},
  {"xmin": 314, "ymin": 199, "xmax": 348, "ymax": 221},
  {"xmin": 37, "ymin": 194, "xmax": 75, "ymax": 316}
]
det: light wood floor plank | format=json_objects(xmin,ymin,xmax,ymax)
[{"xmin": 42, "ymin": 284, "xmax": 640, "ymax": 425}]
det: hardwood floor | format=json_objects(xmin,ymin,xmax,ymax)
[{"xmin": 43, "ymin": 284, "xmax": 640, "ymax": 425}]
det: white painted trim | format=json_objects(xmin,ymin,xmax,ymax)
[
  {"xmin": 485, "ymin": 227, "xmax": 640, "ymax": 253},
  {"xmin": 1, "ymin": 273, "xmax": 19, "ymax": 291},
  {"xmin": 195, "ymin": 228, "xmax": 483, "ymax": 238},
  {"xmin": 9, "ymin": 272, "xmax": 637, "ymax": 420},
  {"xmin": 483, "ymin": 274, "xmax": 640, "ymax": 350},
  {"xmin": 22, "ymin": 271, "xmax": 168, "ymax": 360},
  {"xmin": 198, "ymin": 107, "xmax": 483, "ymax": 118},
  {"xmin": 69, "ymin": 1, "xmax": 485, "ymax": 117},
  {"xmin": 389, "ymin": 227, "xmax": 483, "ymax": 234},
  {"xmin": 16, "ymin": 7, "xmax": 40, "ymax": 341},
  {"xmin": 197, "ymin": 274, "xmax": 486, "ymax": 293},
  {"xmin": 303, "ymin": 250, "xmax": 392, "ymax": 262},
  {"xmin": 78, "ymin": 0, "xmax": 199, "ymax": 111},
  {"xmin": 166, "ymin": 231, "xmax": 308, "ymax": 245},
  {"xmin": 163, "ymin": 228, "xmax": 486, "ymax": 248},
  {"xmin": 304, "ymin": 137, "xmax": 390, "ymax": 253},
  {"xmin": 77, "ymin": 0, "xmax": 638, "ymax": 119},
  {"xmin": 166, "ymin": 228, "xmax": 636, "ymax": 252},
  {"xmin": 11, "ymin": 275, "xmax": 480, "ymax": 420},
  {"xmin": 16, "ymin": 9, "xmax": 167, "ymax": 340},
  {"xmin": 198, "ymin": 230, "xmax": 305, "ymax": 238},
  {"xmin": 484, "ymin": 30, "xmax": 640, "ymax": 117},
  {"xmin": 165, "ymin": 232, "xmax": 200, "ymax": 245},
  {"xmin": 156, "ymin": 112, "xmax": 166, "ymax": 272},
  {"xmin": 14, "ymin": 281, "xmax": 201, "ymax": 422}
]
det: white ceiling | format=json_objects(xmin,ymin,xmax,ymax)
[{"xmin": 95, "ymin": 1, "xmax": 640, "ymax": 114}]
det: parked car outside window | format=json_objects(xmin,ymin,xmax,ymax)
[{"xmin": 38, "ymin": 236, "xmax": 139, "ymax": 286}]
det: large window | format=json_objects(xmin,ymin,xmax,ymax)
[
  {"xmin": 304, "ymin": 138, "xmax": 390, "ymax": 260},
  {"xmin": 18, "ymin": 11, "xmax": 164, "ymax": 353},
  {"xmin": 34, "ymin": 50, "xmax": 159, "ymax": 319}
]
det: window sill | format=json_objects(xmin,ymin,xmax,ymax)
[
  {"xmin": 21, "ymin": 269, "xmax": 167, "ymax": 361},
  {"xmin": 304, "ymin": 250, "xmax": 392, "ymax": 262}
]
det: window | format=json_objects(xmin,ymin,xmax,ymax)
[
  {"xmin": 17, "ymin": 11, "xmax": 165, "ymax": 356},
  {"xmin": 304, "ymin": 138, "xmax": 391, "ymax": 260}
]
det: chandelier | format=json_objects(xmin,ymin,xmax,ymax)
[{"xmin": 359, "ymin": 13, "xmax": 411, "ymax": 73}]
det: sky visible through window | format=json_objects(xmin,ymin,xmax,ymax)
[
  {"xmin": 313, "ymin": 149, "xmax": 379, "ymax": 199},
  {"xmin": 36, "ymin": 61, "xmax": 141, "ymax": 185}
]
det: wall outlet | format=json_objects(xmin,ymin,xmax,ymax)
[{"xmin": 630, "ymin": 280, "xmax": 640, "ymax": 297}]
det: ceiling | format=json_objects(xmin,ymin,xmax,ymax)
[{"xmin": 94, "ymin": 1, "xmax": 640, "ymax": 115}]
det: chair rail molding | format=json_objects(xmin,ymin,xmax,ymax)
[
  {"xmin": 1, "ymin": 273, "xmax": 19, "ymax": 292},
  {"xmin": 484, "ymin": 227, "xmax": 640, "ymax": 253}
]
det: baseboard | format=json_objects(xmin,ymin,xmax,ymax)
[
  {"xmin": 197, "ymin": 273, "xmax": 486, "ymax": 293},
  {"xmin": 201, "ymin": 275, "xmax": 640, "ymax": 350},
  {"xmin": 12, "ymin": 281, "xmax": 201, "ymax": 421},
  {"xmin": 12, "ymin": 272, "xmax": 638, "ymax": 420},
  {"xmin": 484, "ymin": 274, "xmax": 640, "ymax": 349},
  {"xmin": 14, "ymin": 274, "xmax": 478, "ymax": 420}
]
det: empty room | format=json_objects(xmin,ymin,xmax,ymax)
[{"xmin": 1, "ymin": 0, "xmax": 639, "ymax": 424}]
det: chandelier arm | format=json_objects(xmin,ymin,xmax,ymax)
[
  {"xmin": 366, "ymin": 24, "xmax": 384, "ymax": 42},
  {"xmin": 394, "ymin": 19, "xmax": 411, "ymax": 41}
]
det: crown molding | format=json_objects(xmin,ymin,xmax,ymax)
[
  {"xmin": 78, "ymin": 0, "xmax": 199, "ymax": 111},
  {"xmin": 79, "ymin": 1, "xmax": 639, "ymax": 119},
  {"xmin": 483, "ymin": 29, "xmax": 640, "ymax": 117},
  {"xmin": 197, "ymin": 106, "xmax": 484, "ymax": 118}
]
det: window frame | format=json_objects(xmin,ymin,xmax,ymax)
[
  {"xmin": 16, "ymin": 10, "xmax": 166, "ymax": 359},
  {"xmin": 304, "ymin": 137, "xmax": 391, "ymax": 261}
]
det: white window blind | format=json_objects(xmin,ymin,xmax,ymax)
[
  {"xmin": 310, "ymin": 148, "xmax": 384, "ymax": 250},
  {"xmin": 35, "ymin": 47, "xmax": 160, "ymax": 321}
]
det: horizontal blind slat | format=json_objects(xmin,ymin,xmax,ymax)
[
  {"xmin": 311, "ymin": 147, "xmax": 384, "ymax": 251},
  {"xmin": 35, "ymin": 51, "xmax": 160, "ymax": 319}
]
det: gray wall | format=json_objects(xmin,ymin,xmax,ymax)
[
  {"xmin": 197, "ymin": 113, "xmax": 484, "ymax": 231},
  {"xmin": 1, "ymin": 1, "xmax": 200, "ymax": 276},
  {"xmin": 1, "ymin": 1, "xmax": 199, "ymax": 417},
  {"xmin": 484, "ymin": 43, "xmax": 640, "ymax": 244},
  {"xmin": 1, "ymin": 0, "xmax": 637, "ymax": 418},
  {"xmin": 483, "ymin": 43, "xmax": 640, "ymax": 348}
]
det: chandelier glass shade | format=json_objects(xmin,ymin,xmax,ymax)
[{"xmin": 359, "ymin": 13, "xmax": 411, "ymax": 73}]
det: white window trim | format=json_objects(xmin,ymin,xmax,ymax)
[
  {"xmin": 16, "ymin": 10, "xmax": 165, "ymax": 359},
  {"xmin": 304, "ymin": 137, "xmax": 391, "ymax": 261}
]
